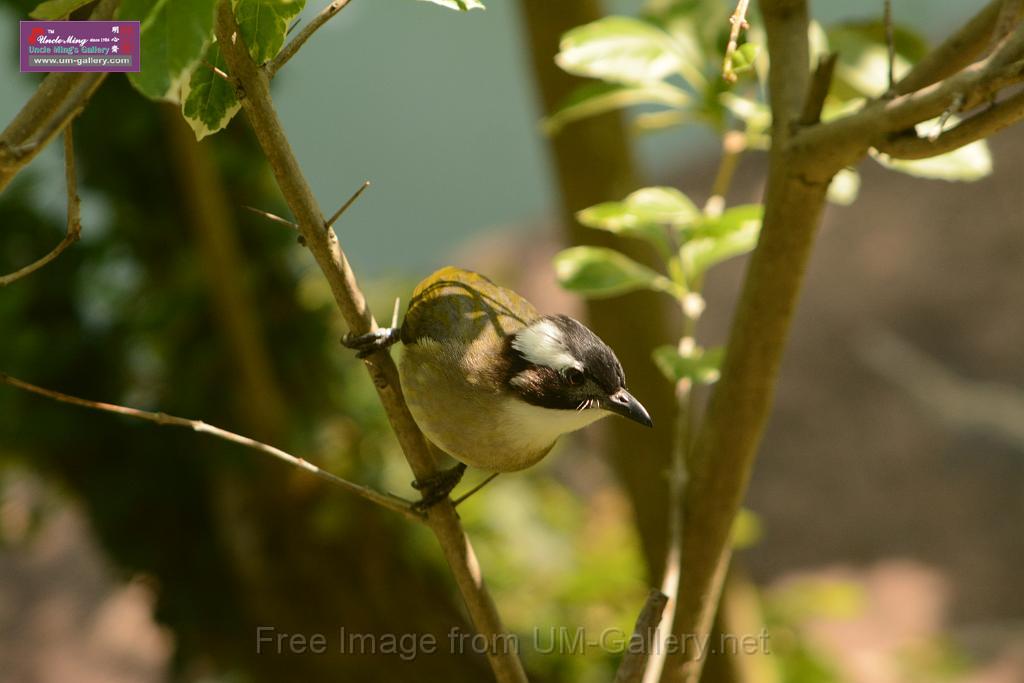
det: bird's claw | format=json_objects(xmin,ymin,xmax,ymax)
[
  {"xmin": 411, "ymin": 463, "xmax": 467, "ymax": 512},
  {"xmin": 341, "ymin": 327, "xmax": 401, "ymax": 358}
]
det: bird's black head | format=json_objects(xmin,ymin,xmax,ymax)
[{"xmin": 504, "ymin": 315, "xmax": 652, "ymax": 427}]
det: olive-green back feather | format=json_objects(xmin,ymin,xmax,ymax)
[{"xmin": 401, "ymin": 266, "xmax": 539, "ymax": 346}]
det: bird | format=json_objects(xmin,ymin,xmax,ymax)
[{"xmin": 343, "ymin": 266, "xmax": 652, "ymax": 506}]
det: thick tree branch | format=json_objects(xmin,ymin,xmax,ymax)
[
  {"xmin": 0, "ymin": 129, "xmax": 81, "ymax": 286},
  {"xmin": 896, "ymin": 0, "xmax": 1024, "ymax": 95},
  {"xmin": 664, "ymin": 2, "xmax": 822, "ymax": 682},
  {"xmin": 791, "ymin": 41, "xmax": 1024, "ymax": 179},
  {"xmin": 213, "ymin": 4, "xmax": 527, "ymax": 681},
  {"xmin": 0, "ymin": 0, "xmax": 119, "ymax": 192},
  {"xmin": 0, "ymin": 372, "xmax": 421, "ymax": 521},
  {"xmin": 875, "ymin": 86, "xmax": 1024, "ymax": 159}
]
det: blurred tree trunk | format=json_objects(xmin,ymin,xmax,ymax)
[{"xmin": 516, "ymin": 0, "xmax": 679, "ymax": 579}]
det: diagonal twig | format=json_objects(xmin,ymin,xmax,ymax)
[
  {"xmin": 326, "ymin": 180, "xmax": 370, "ymax": 228},
  {"xmin": 1, "ymin": 128, "xmax": 82, "ymax": 287},
  {"xmin": 213, "ymin": 4, "xmax": 527, "ymax": 681},
  {"xmin": 269, "ymin": 0, "xmax": 353, "ymax": 77},
  {"xmin": 0, "ymin": 372, "xmax": 422, "ymax": 521}
]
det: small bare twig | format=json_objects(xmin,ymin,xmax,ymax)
[
  {"xmin": 269, "ymin": 0, "xmax": 353, "ymax": 77},
  {"xmin": 614, "ymin": 589, "xmax": 669, "ymax": 683},
  {"xmin": 326, "ymin": 180, "xmax": 371, "ymax": 228},
  {"xmin": 722, "ymin": 0, "xmax": 752, "ymax": 83},
  {"xmin": 0, "ymin": 372, "xmax": 422, "ymax": 521},
  {"xmin": 201, "ymin": 59, "xmax": 234, "ymax": 85},
  {"xmin": 243, "ymin": 204, "xmax": 298, "ymax": 228},
  {"xmin": 452, "ymin": 472, "xmax": 500, "ymax": 507},
  {"xmin": 0, "ymin": 128, "xmax": 82, "ymax": 287},
  {"xmin": 799, "ymin": 52, "xmax": 838, "ymax": 125}
]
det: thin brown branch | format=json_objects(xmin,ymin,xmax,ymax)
[
  {"xmin": 875, "ymin": 86, "xmax": 1024, "ymax": 159},
  {"xmin": 0, "ymin": 128, "xmax": 81, "ymax": 287},
  {"xmin": 721, "ymin": 0, "xmax": 752, "ymax": 84},
  {"xmin": 0, "ymin": 0, "xmax": 119, "ymax": 192},
  {"xmin": 895, "ymin": 0, "xmax": 1023, "ymax": 94},
  {"xmin": 614, "ymin": 589, "xmax": 670, "ymax": 683},
  {"xmin": 268, "ymin": 0, "xmax": 353, "ymax": 77},
  {"xmin": 0, "ymin": 372, "xmax": 422, "ymax": 521},
  {"xmin": 213, "ymin": 4, "xmax": 527, "ymax": 681},
  {"xmin": 798, "ymin": 52, "xmax": 838, "ymax": 125},
  {"xmin": 326, "ymin": 180, "xmax": 370, "ymax": 228}
]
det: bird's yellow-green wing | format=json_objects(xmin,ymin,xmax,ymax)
[{"xmin": 401, "ymin": 267, "xmax": 539, "ymax": 345}]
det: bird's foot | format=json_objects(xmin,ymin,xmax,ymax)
[
  {"xmin": 341, "ymin": 327, "xmax": 401, "ymax": 358},
  {"xmin": 411, "ymin": 463, "xmax": 467, "ymax": 512}
]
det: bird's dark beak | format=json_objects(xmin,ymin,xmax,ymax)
[{"xmin": 602, "ymin": 388, "xmax": 653, "ymax": 427}]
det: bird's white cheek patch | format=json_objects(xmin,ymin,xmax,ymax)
[{"xmin": 512, "ymin": 320, "xmax": 578, "ymax": 372}]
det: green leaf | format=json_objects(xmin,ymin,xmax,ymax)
[
  {"xmin": 120, "ymin": 0, "xmax": 218, "ymax": 102},
  {"xmin": 418, "ymin": 0, "xmax": 484, "ymax": 10},
  {"xmin": 555, "ymin": 16, "xmax": 684, "ymax": 85},
  {"xmin": 577, "ymin": 186, "xmax": 699, "ymax": 256},
  {"xmin": 182, "ymin": 43, "xmax": 241, "ymax": 140},
  {"xmin": 651, "ymin": 344, "xmax": 723, "ymax": 385},
  {"xmin": 29, "ymin": 0, "xmax": 93, "ymax": 19},
  {"xmin": 681, "ymin": 204, "xmax": 762, "ymax": 277},
  {"xmin": 827, "ymin": 21, "xmax": 928, "ymax": 100},
  {"xmin": 544, "ymin": 81, "xmax": 689, "ymax": 135},
  {"xmin": 554, "ymin": 247, "xmax": 673, "ymax": 299},
  {"xmin": 827, "ymin": 168, "xmax": 861, "ymax": 205},
  {"xmin": 871, "ymin": 141, "xmax": 992, "ymax": 182},
  {"xmin": 871, "ymin": 115, "xmax": 993, "ymax": 182},
  {"xmin": 233, "ymin": 0, "xmax": 306, "ymax": 65}
]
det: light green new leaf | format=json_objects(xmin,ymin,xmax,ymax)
[
  {"xmin": 681, "ymin": 204, "xmax": 762, "ymax": 277},
  {"xmin": 120, "ymin": 0, "xmax": 218, "ymax": 102},
  {"xmin": 556, "ymin": 16, "xmax": 684, "ymax": 85},
  {"xmin": 29, "ymin": 0, "xmax": 93, "ymax": 19},
  {"xmin": 871, "ymin": 141, "xmax": 992, "ymax": 182},
  {"xmin": 233, "ymin": 0, "xmax": 306, "ymax": 65},
  {"xmin": 827, "ymin": 168, "xmax": 861, "ymax": 205},
  {"xmin": 182, "ymin": 43, "xmax": 241, "ymax": 140},
  {"xmin": 651, "ymin": 344, "xmax": 723, "ymax": 385},
  {"xmin": 730, "ymin": 42, "xmax": 759, "ymax": 76},
  {"xmin": 418, "ymin": 0, "xmax": 484, "ymax": 10},
  {"xmin": 577, "ymin": 186, "xmax": 699, "ymax": 256},
  {"xmin": 544, "ymin": 81, "xmax": 689, "ymax": 135},
  {"xmin": 555, "ymin": 247, "xmax": 673, "ymax": 299}
]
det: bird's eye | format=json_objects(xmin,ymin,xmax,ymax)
[{"xmin": 564, "ymin": 368, "xmax": 585, "ymax": 386}]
